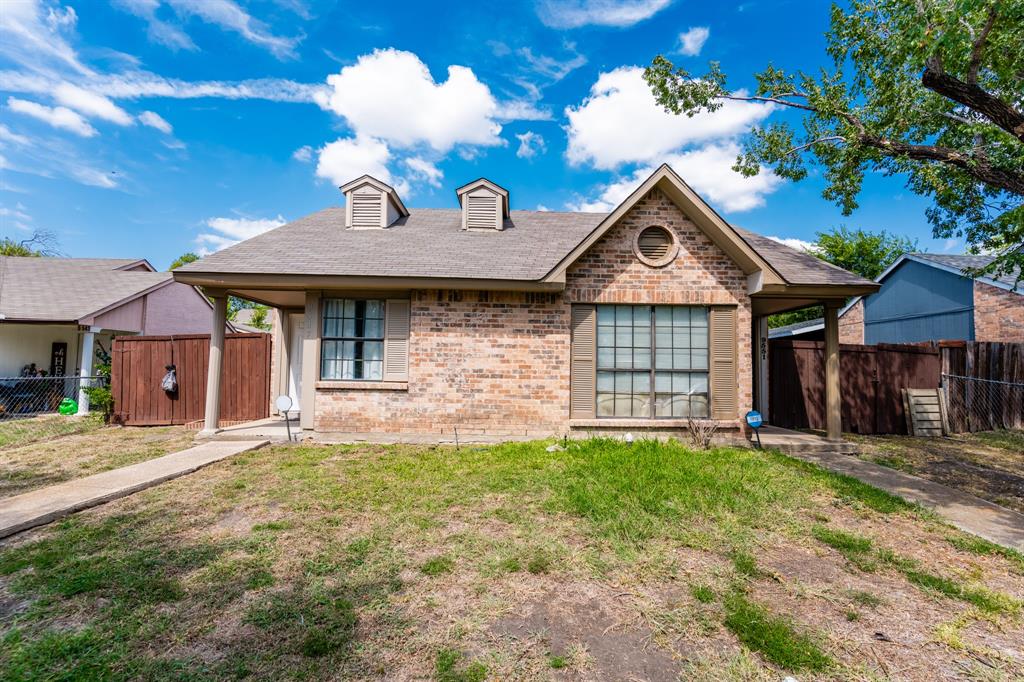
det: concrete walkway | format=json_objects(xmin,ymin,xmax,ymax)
[
  {"xmin": 0, "ymin": 440, "xmax": 268, "ymax": 540},
  {"xmin": 787, "ymin": 449, "xmax": 1024, "ymax": 552}
]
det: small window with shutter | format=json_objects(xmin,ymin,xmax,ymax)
[{"xmin": 320, "ymin": 298, "xmax": 410, "ymax": 382}]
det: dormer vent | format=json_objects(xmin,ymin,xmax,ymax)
[
  {"xmin": 339, "ymin": 175, "xmax": 409, "ymax": 229},
  {"xmin": 456, "ymin": 178, "xmax": 509, "ymax": 231}
]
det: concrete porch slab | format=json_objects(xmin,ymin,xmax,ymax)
[
  {"xmin": 0, "ymin": 440, "xmax": 268, "ymax": 540},
  {"xmin": 752, "ymin": 426, "xmax": 859, "ymax": 455}
]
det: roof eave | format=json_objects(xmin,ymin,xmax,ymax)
[{"xmin": 172, "ymin": 270, "xmax": 566, "ymax": 293}]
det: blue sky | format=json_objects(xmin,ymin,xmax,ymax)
[{"xmin": 0, "ymin": 0, "xmax": 954, "ymax": 270}]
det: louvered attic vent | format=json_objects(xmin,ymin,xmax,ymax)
[
  {"xmin": 456, "ymin": 178, "xmax": 510, "ymax": 231},
  {"xmin": 637, "ymin": 226, "xmax": 672, "ymax": 259},
  {"xmin": 339, "ymin": 174, "xmax": 409, "ymax": 229},
  {"xmin": 350, "ymin": 192, "xmax": 382, "ymax": 228}
]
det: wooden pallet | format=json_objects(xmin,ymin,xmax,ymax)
[{"xmin": 902, "ymin": 388, "xmax": 949, "ymax": 436}]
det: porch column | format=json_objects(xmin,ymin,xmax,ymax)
[
  {"xmin": 300, "ymin": 291, "xmax": 321, "ymax": 431},
  {"xmin": 755, "ymin": 316, "xmax": 770, "ymax": 419},
  {"xmin": 76, "ymin": 326, "xmax": 100, "ymax": 415},
  {"xmin": 200, "ymin": 294, "xmax": 228, "ymax": 437},
  {"xmin": 824, "ymin": 302, "xmax": 842, "ymax": 441}
]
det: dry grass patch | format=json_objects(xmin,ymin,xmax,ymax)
[
  {"xmin": 0, "ymin": 423, "xmax": 195, "ymax": 498},
  {"xmin": 1, "ymin": 437, "xmax": 1022, "ymax": 680}
]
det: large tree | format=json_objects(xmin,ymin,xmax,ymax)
[
  {"xmin": 644, "ymin": 0, "xmax": 1023, "ymax": 281},
  {"xmin": 768, "ymin": 226, "xmax": 917, "ymax": 327},
  {"xmin": 0, "ymin": 230, "xmax": 61, "ymax": 257}
]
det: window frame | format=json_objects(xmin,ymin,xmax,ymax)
[
  {"xmin": 594, "ymin": 304, "xmax": 710, "ymax": 419},
  {"xmin": 320, "ymin": 298, "xmax": 386, "ymax": 382}
]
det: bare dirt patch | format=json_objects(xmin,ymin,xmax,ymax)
[{"xmin": 851, "ymin": 431, "xmax": 1024, "ymax": 513}]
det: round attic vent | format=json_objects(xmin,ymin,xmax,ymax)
[{"xmin": 634, "ymin": 226, "xmax": 678, "ymax": 267}]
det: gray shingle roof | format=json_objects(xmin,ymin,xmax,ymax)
[
  {"xmin": 768, "ymin": 317, "xmax": 825, "ymax": 338},
  {"xmin": 0, "ymin": 256, "xmax": 171, "ymax": 322},
  {"xmin": 177, "ymin": 206, "xmax": 876, "ymax": 288},
  {"xmin": 177, "ymin": 208, "xmax": 608, "ymax": 281},
  {"xmin": 734, "ymin": 228, "xmax": 876, "ymax": 287},
  {"xmin": 908, "ymin": 253, "xmax": 1022, "ymax": 289}
]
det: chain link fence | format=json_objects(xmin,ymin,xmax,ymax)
[
  {"xmin": 942, "ymin": 373, "xmax": 1024, "ymax": 433},
  {"xmin": 0, "ymin": 376, "xmax": 111, "ymax": 449}
]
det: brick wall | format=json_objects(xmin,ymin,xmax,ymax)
[
  {"xmin": 974, "ymin": 281, "xmax": 1024, "ymax": 341},
  {"xmin": 314, "ymin": 188, "xmax": 753, "ymax": 436},
  {"xmin": 314, "ymin": 290, "xmax": 570, "ymax": 437},
  {"xmin": 839, "ymin": 299, "xmax": 864, "ymax": 345}
]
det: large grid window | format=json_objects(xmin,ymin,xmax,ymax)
[
  {"xmin": 595, "ymin": 305, "xmax": 709, "ymax": 418},
  {"xmin": 321, "ymin": 299, "xmax": 384, "ymax": 380}
]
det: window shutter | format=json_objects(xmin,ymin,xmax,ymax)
[
  {"xmin": 570, "ymin": 304, "xmax": 596, "ymax": 418},
  {"xmin": 383, "ymin": 299, "xmax": 410, "ymax": 382},
  {"xmin": 709, "ymin": 306, "xmax": 738, "ymax": 420}
]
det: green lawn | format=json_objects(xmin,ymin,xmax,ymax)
[{"xmin": 1, "ymin": 438, "xmax": 1022, "ymax": 680}]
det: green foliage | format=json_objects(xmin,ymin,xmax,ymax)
[
  {"xmin": 723, "ymin": 592, "xmax": 833, "ymax": 672},
  {"xmin": 0, "ymin": 238, "xmax": 40, "ymax": 257},
  {"xmin": 82, "ymin": 353, "xmax": 113, "ymax": 422},
  {"xmin": 645, "ymin": 1, "xmax": 1024, "ymax": 280},
  {"xmin": 167, "ymin": 252, "xmax": 199, "ymax": 270},
  {"xmin": 690, "ymin": 584, "xmax": 716, "ymax": 603}
]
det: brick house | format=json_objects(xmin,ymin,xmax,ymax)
[
  {"xmin": 770, "ymin": 253, "xmax": 1023, "ymax": 345},
  {"xmin": 173, "ymin": 166, "xmax": 877, "ymax": 441}
]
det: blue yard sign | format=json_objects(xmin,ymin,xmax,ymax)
[{"xmin": 745, "ymin": 410, "xmax": 764, "ymax": 448}]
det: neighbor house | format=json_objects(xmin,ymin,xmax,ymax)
[
  {"xmin": 0, "ymin": 256, "xmax": 226, "ymax": 411},
  {"xmin": 769, "ymin": 253, "xmax": 1023, "ymax": 344},
  {"xmin": 172, "ymin": 166, "xmax": 878, "ymax": 441}
]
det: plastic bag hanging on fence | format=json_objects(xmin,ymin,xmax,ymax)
[{"xmin": 161, "ymin": 365, "xmax": 178, "ymax": 393}]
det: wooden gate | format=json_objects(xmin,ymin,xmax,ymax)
[
  {"xmin": 769, "ymin": 340, "xmax": 941, "ymax": 434},
  {"xmin": 111, "ymin": 333, "xmax": 271, "ymax": 426}
]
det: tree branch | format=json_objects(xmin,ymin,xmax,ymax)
[
  {"xmin": 859, "ymin": 134, "xmax": 1024, "ymax": 196},
  {"xmin": 784, "ymin": 136, "xmax": 846, "ymax": 156},
  {"xmin": 967, "ymin": 4, "xmax": 999, "ymax": 85},
  {"xmin": 922, "ymin": 59, "xmax": 1024, "ymax": 143}
]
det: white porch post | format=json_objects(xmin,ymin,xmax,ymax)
[
  {"xmin": 824, "ymin": 302, "xmax": 842, "ymax": 441},
  {"xmin": 200, "ymin": 294, "xmax": 228, "ymax": 437},
  {"xmin": 76, "ymin": 326, "xmax": 100, "ymax": 415},
  {"xmin": 300, "ymin": 291, "xmax": 320, "ymax": 431}
]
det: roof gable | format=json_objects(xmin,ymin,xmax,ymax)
[{"xmin": 543, "ymin": 165, "xmax": 784, "ymax": 285}]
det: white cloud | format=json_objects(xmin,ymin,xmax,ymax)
[
  {"xmin": 515, "ymin": 131, "xmax": 547, "ymax": 159},
  {"xmin": 566, "ymin": 66, "xmax": 773, "ymax": 169},
  {"xmin": 0, "ymin": 71, "xmax": 324, "ymax": 104},
  {"xmin": 291, "ymin": 145, "xmax": 313, "ymax": 162},
  {"xmin": 7, "ymin": 97, "xmax": 97, "ymax": 137},
  {"xmin": 0, "ymin": 124, "xmax": 31, "ymax": 146},
  {"xmin": 537, "ymin": 0, "xmax": 672, "ymax": 28},
  {"xmin": 113, "ymin": 0, "xmax": 301, "ymax": 59},
  {"xmin": 568, "ymin": 142, "xmax": 783, "ymax": 213},
  {"xmin": 766, "ymin": 235, "xmax": 817, "ymax": 253},
  {"xmin": 197, "ymin": 214, "xmax": 286, "ymax": 254},
  {"xmin": 0, "ymin": 0, "xmax": 92, "ymax": 76},
  {"xmin": 165, "ymin": 0, "xmax": 302, "ymax": 59},
  {"xmin": 314, "ymin": 49, "xmax": 503, "ymax": 152},
  {"xmin": 315, "ymin": 136, "xmax": 392, "ymax": 187},
  {"xmin": 517, "ymin": 46, "xmax": 587, "ymax": 83},
  {"xmin": 403, "ymin": 157, "xmax": 443, "ymax": 188},
  {"xmin": 54, "ymin": 83, "xmax": 133, "ymax": 125},
  {"xmin": 139, "ymin": 110, "xmax": 172, "ymax": 133},
  {"xmin": 112, "ymin": 0, "xmax": 197, "ymax": 51},
  {"xmin": 677, "ymin": 26, "xmax": 709, "ymax": 56},
  {"xmin": 0, "ymin": 202, "xmax": 33, "ymax": 231},
  {"xmin": 536, "ymin": 204, "xmax": 551, "ymax": 211}
]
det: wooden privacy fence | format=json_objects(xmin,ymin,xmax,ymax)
[
  {"xmin": 111, "ymin": 333, "xmax": 271, "ymax": 426},
  {"xmin": 940, "ymin": 341, "xmax": 1024, "ymax": 432},
  {"xmin": 769, "ymin": 340, "xmax": 941, "ymax": 435}
]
